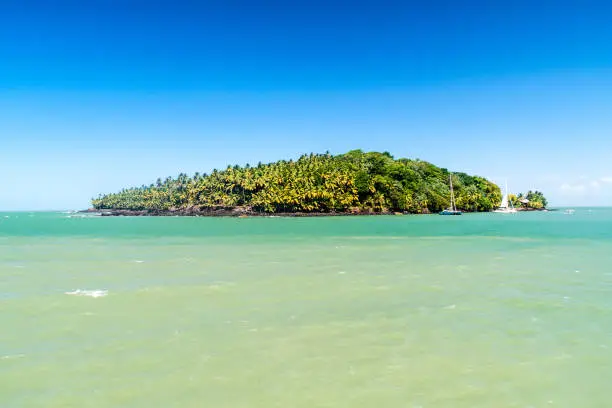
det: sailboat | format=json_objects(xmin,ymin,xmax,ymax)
[
  {"xmin": 493, "ymin": 181, "xmax": 517, "ymax": 213},
  {"xmin": 440, "ymin": 174, "xmax": 462, "ymax": 215}
]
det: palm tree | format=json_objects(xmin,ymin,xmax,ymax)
[{"xmin": 92, "ymin": 150, "xmax": 515, "ymax": 215}]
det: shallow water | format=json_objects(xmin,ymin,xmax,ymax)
[{"xmin": 1, "ymin": 209, "xmax": 611, "ymax": 407}]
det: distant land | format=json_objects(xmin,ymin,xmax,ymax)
[{"xmin": 90, "ymin": 150, "xmax": 547, "ymax": 216}]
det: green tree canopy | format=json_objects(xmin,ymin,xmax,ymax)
[
  {"xmin": 510, "ymin": 191, "xmax": 549, "ymax": 209},
  {"xmin": 92, "ymin": 150, "xmax": 505, "ymax": 214}
]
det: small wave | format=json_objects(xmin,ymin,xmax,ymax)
[
  {"xmin": 1, "ymin": 354, "xmax": 25, "ymax": 360},
  {"xmin": 65, "ymin": 289, "xmax": 108, "ymax": 298}
]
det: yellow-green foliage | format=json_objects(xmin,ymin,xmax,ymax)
[
  {"xmin": 92, "ymin": 150, "xmax": 504, "ymax": 213},
  {"xmin": 512, "ymin": 191, "xmax": 548, "ymax": 209}
]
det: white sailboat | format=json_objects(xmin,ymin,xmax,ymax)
[{"xmin": 493, "ymin": 181, "xmax": 517, "ymax": 213}]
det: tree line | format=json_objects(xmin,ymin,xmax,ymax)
[
  {"xmin": 92, "ymin": 150, "xmax": 509, "ymax": 214},
  {"xmin": 509, "ymin": 191, "xmax": 548, "ymax": 209}
]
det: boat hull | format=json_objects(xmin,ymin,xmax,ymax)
[{"xmin": 440, "ymin": 210, "xmax": 462, "ymax": 215}]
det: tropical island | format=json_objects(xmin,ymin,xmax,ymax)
[
  {"xmin": 509, "ymin": 191, "xmax": 548, "ymax": 210},
  {"xmin": 90, "ymin": 150, "xmax": 547, "ymax": 216}
]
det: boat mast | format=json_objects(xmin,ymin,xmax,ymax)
[
  {"xmin": 449, "ymin": 174, "xmax": 456, "ymax": 211},
  {"xmin": 506, "ymin": 180, "xmax": 513, "ymax": 209}
]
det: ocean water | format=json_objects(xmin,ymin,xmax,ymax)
[{"xmin": 1, "ymin": 209, "xmax": 612, "ymax": 407}]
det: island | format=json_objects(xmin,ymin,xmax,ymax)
[
  {"xmin": 510, "ymin": 191, "xmax": 549, "ymax": 211},
  {"xmin": 90, "ymin": 150, "xmax": 546, "ymax": 216}
]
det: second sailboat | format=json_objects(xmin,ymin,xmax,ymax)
[{"xmin": 440, "ymin": 174, "xmax": 462, "ymax": 215}]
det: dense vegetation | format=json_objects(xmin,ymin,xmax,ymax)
[
  {"xmin": 509, "ymin": 191, "xmax": 548, "ymax": 209},
  {"xmin": 92, "ymin": 150, "xmax": 504, "ymax": 214}
]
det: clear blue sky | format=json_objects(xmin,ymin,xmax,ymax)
[{"xmin": 1, "ymin": 0, "xmax": 611, "ymax": 210}]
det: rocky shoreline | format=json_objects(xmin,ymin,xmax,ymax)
[
  {"xmin": 80, "ymin": 206, "xmax": 551, "ymax": 217},
  {"xmin": 80, "ymin": 207, "xmax": 402, "ymax": 217}
]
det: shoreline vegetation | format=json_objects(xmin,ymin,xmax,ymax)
[{"xmin": 90, "ymin": 150, "xmax": 548, "ymax": 217}]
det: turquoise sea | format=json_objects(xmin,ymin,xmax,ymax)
[{"xmin": 2, "ymin": 209, "xmax": 612, "ymax": 407}]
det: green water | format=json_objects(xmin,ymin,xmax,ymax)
[{"xmin": 2, "ymin": 209, "xmax": 612, "ymax": 407}]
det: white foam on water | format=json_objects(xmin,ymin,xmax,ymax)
[
  {"xmin": 67, "ymin": 214, "xmax": 98, "ymax": 218},
  {"xmin": 1, "ymin": 354, "xmax": 25, "ymax": 360},
  {"xmin": 133, "ymin": 260, "xmax": 145, "ymax": 263},
  {"xmin": 65, "ymin": 289, "xmax": 108, "ymax": 298}
]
